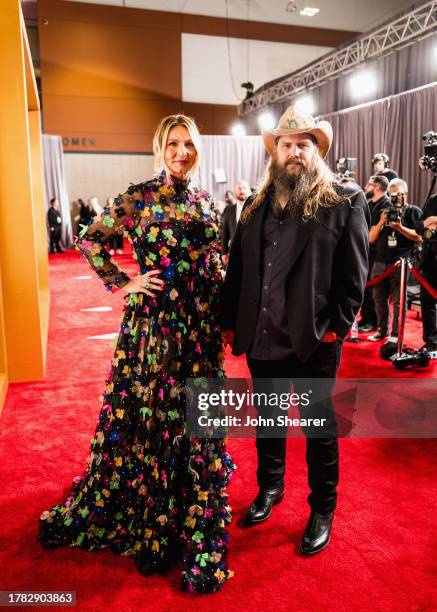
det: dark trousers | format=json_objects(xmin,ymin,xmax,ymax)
[
  {"xmin": 360, "ymin": 251, "xmax": 377, "ymax": 326},
  {"xmin": 49, "ymin": 229, "xmax": 62, "ymax": 253},
  {"xmin": 371, "ymin": 261, "xmax": 407, "ymax": 336},
  {"xmin": 421, "ymin": 264, "xmax": 437, "ymax": 348},
  {"xmin": 247, "ymin": 340, "xmax": 342, "ymax": 514}
]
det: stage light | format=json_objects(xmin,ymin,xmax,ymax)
[
  {"xmin": 300, "ymin": 7, "xmax": 319, "ymax": 16},
  {"xmin": 349, "ymin": 69, "xmax": 377, "ymax": 99},
  {"xmin": 294, "ymin": 94, "xmax": 316, "ymax": 115},
  {"xmin": 258, "ymin": 112, "xmax": 276, "ymax": 131},
  {"xmin": 241, "ymin": 81, "xmax": 254, "ymax": 100},
  {"xmin": 231, "ymin": 123, "xmax": 246, "ymax": 137}
]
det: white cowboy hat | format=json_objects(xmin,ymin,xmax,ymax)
[{"xmin": 262, "ymin": 106, "xmax": 333, "ymax": 158}]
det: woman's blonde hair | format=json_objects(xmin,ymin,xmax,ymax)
[
  {"xmin": 241, "ymin": 143, "xmax": 347, "ymax": 224},
  {"xmin": 153, "ymin": 113, "xmax": 201, "ymax": 178}
]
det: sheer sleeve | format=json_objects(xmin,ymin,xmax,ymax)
[
  {"xmin": 203, "ymin": 201, "xmax": 225, "ymax": 285},
  {"xmin": 75, "ymin": 183, "xmax": 146, "ymax": 292},
  {"xmin": 207, "ymin": 207, "xmax": 223, "ymax": 263}
]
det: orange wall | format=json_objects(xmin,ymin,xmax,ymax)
[
  {"xmin": 1, "ymin": 0, "xmax": 49, "ymax": 388},
  {"xmin": 37, "ymin": 0, "xmax": 238, "ymax": 152}
]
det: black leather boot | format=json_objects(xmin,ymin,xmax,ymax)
[
  {"xmin": 300, "ymin": 510, "xmax": 334, "ymax": 555},
  {"xmin": 244, "ymin": 486, "xmax": 285, "ymax": 526}
]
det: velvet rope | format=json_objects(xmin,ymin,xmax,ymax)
[
  {"xmin": 408, "ymin": 265, "xmax": 437, "ymax": 300},
  {"xmin": 365, "ymin": 258, "xmax": 437, "ymax": 299},
  {"xmin": 366, "ymin": 261, "xmax": 401, "ymax": 288}
]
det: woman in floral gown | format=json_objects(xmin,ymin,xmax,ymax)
[{"xmin": 38, "ymin": 114, "xmax": 235, "ymax": 594}]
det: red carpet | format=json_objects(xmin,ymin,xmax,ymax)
[{"xmin": 0, "ymin": 250, "xmax": 436, "ymax": 611}]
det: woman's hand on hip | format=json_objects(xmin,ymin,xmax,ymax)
[{"xmin": 122, "ymin": 269, "xmax": 165, "ymax": 298}]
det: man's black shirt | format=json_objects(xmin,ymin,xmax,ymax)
[
  {"xmin": 368, "ymin": 195, "xmax": 389, "ymax": 257},
  {"xmin": 249, "ymin": 198, "xmax": 295, "ymax": 360},
  {"xmin": 371, "ymin": 199, "xmax": 422, "ymax": 264},
  {"xmin": 378, "ymin": 168, "xmax": 398, "ymax": 182},
  {"xmin": 369, "ymin": 195, "xmax": 389, "ymax": 214}
]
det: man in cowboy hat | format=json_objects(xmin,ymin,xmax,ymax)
[{"xmin": 221, "ymin": 106, "xmax": 369, "ymax": 554}]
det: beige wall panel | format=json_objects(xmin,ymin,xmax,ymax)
[{"xmin": 65, "ymin": 152, "xmax": 155, "ymax": 213}]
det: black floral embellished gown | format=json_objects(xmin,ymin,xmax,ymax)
[{"xmin": 38, "ymin": 171, "xmax": 235, "ymax": 594}]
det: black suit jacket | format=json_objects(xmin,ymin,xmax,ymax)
[
  {"xmin": 221, "ymin": 205, "xmax": 237, "ymax": 255},
  {"xmin": 221, "ymin": 187, "xmax": 370, "ymax": 362},
  {"xmin": 47, "ymin": 207, "xmax": 62, "ymax": 228}
]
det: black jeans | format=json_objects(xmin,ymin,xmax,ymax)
[
  {"xmin": 371, "ymin": 262, "xmax": 407, "ymax": 336},
  {"xmin": 360, "ymin": 251, "xmax": 377, "ymax": 326},
  {"xmin": 247, "ymin": 340, "xmax": 342, "ymax": 514},
  {"xmin": 49, "ymin": 229, "xmax": 62, "ymax": 253}
]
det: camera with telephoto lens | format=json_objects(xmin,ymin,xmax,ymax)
[
  {"xmin": 420, "ymin": 226, "xmax": 436, "ymax": 241},
  {"xmin": 421, "ymin": 131, "xmax": 437, "ymax": 173},
  {"xmin": 417, "ymin": 224, "xmax": 437, "ymax": 248},
  {"xmin": 385, "ymin": 192, "xmax": 406, "ymax": 224},
  {"xmin": 335, "ymin": 157, "xmax": 356, "ymax": 179}
]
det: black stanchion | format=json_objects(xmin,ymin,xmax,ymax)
[
  {"xmin": 391, "ymin": 257, "xmax": 430, "ymax": 369},
  {"xmin": 397, "ymin": 257, "xmax": 407, "ymax": 356}
]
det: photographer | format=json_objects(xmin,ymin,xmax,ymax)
[
  {"xmin": 415, "ymin": 192, "xmax": 437, "ymax": 352},
  {"xmin": 358, "ymin": 176, "xmax": 389, "ymax": 332},
  {"xmin": 371, "ymin": 153, "xmax": 398, "ymax": 182},
  {"xmin": 368, "ymin": 178, "xmax": 422, "ymax": 342}
]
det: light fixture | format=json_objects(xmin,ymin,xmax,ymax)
[
  {"xmin": 300, "ymin": 7, "xmax": 320, "ymax": 17},
  {"xmin": 231, "ymin": 123, "xmax": 246, "ymax": 137},
  {"xmin": 294, "ymin": 94, "xmax": 316, "ymax": 115},
  {"xmin": 258, "ymin": 112, "xmax": 276, "ymax": 131},
  {"xmin": 286, "ymin": 1, "xmax": 298, "ymax": 12},
  {"xmin": 241, "ymin": 81, "xmax": 254, "ymax": 100},
  {"xmin": 349, "ymin": 69, "xmax": 378, "ymax": 99}
]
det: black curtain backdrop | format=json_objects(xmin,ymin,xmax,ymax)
[
  {"xmin": 320, "ymin": 82, "xmax": 437, "ymax": 207},
  {"xmin": 248, "ymin": 31, "xmax": 437, "ymax": 122},
  {"xmin": 300, "ymin": 34, "xmax": 437, "ymax": 118},
  {"xmin": 243, "ymin": 33, "xmax": 437, "ymax": 205}
]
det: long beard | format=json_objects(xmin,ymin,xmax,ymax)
[{"xmin": 271, "ymin": 155, "xmax": 318, "ymax": 218}]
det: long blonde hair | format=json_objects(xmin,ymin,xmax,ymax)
[
  {"xmin": 153, "ymin": 113, "xmax": 202, "ymax": 178},
  {"xmin": 240, "ymin": 146, "xmax": 347, "ymax": 224}
]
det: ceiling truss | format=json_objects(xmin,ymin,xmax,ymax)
[{"xmin": 241, "ymin": 0, "xmax": 437, "ymax": 115}]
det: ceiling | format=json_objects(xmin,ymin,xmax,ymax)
[
  {"xmin": 61, "ymin": 0, "xmax": 416, "ymax": 33},
  {"xmin": 182, "ymin": 34, "xmax": 334, "ymax": 104},
  {"xmin": 25, "ymin": 0, "xmax": 418, "ymax": 105}
]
